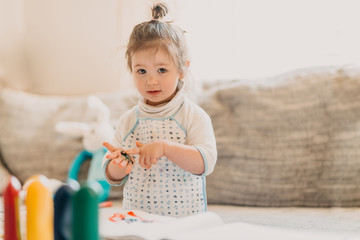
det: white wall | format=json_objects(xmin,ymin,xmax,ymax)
[
  {"xmin": 0, "ymin": 0, "xmax": 29, "ymax": 90},
  {"xmin": 0, "ymin": 0, "xmax": 151, "ymax": 95},
  {"xmin": 2, "ymin": 0, "xmax": 359, "ymax": 95},
  {"xmin": 176, "ymin": 0, "xmax": 360, "ymax": 81},
  {"xmin": 23, "ymin": 0, "xmax": 125, "ymax": 95}
]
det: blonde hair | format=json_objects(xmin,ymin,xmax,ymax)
[{"xmin": 125, "ymin": 3, "xmax": 190, "ymax": 79}]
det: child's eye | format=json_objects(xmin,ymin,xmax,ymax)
[
  {"xmin": 137, "ymin": 69, "xmax": 146, "ymax": 74},
  {"xmin": 158, "ymin": 68, "xmax": 167, "ymax": 73}
]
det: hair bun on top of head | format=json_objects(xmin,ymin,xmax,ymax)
[{"xmin": 151, "ymin": 2, "xmax": 168, "ymax": 22}]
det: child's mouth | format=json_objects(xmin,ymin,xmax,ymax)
[{"xmin": 147, "ymin": 90, "xmax": 161, "ymax": 95}]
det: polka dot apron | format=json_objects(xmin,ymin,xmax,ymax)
[{"xmin": 122, "ymin": 106, "xmax": 206, "ymax": 217}]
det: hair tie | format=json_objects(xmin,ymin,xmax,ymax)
[{"xmin": 150, "ymin": 18, "xmax": 159, "ymax": 23}]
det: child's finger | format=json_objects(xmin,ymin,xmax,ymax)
[
  {"xmin": 138, "ymin": 155, "xmax": 147, "ymax": 169},
  {"xmin": 150, "ymin": 157, "xmax": 158, "ymax": 165},
  {"xmin": 144, "ymin": 156, "xmax": 151, "ymax": 167},
  {"xmin": 106, "ymin": 150, "xmax": 120, "ymax": 159},
  {"xmin": 144, "ymin": 157, "xmax": 152, "ymax": 169},
  {"xmin": 103, "ymin": 142, "xmax": 118, "ymax": 153},
  {"xmin": 119, "ymin": 161, "xmax": 127, "ymax": 168},
  {"xmin": 111, "ymin": 158, "xmax": 126, "ymax": 168},
  {"xmin": 136, "ymin": 141, "xmax": 144, "ymax": 147},
  {"xmin": 112, "ymin": 157, "xmax": 122, "ymax": 163},
  {"xmin": 111, "ymin": 158, "xmax": 121, "ymax": 165},
  {"xmin": 125, "ymin": 148, "xmax": 140, "ymax": 155},
  {"xmin": 125, "ymin": 164, "xmax": 133, "ymax": 174}
]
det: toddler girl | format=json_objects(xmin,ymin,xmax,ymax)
[{"xmin": 102, "ymin": 2, "xmax": 217, "ymax": 217}]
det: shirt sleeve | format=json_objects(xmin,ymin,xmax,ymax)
[
  {"xmin": 180, "ymin": 101, "xmax": 217, "ymax": 176},
  {"xmin": 101, "ymin": 107, "xmax": 136, "ymax": 185}
]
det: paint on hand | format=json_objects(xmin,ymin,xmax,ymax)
[
  {"xmin": 121, "ymin": 151, "xmax": 134, "ymax": 165},
  {"xmin": 122, "ymin": 151, "xmax": 134, "ymax": 174}
]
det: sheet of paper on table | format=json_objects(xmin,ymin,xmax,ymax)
[{"xmin": 99, "ymin": 209, "xmax": 360, "ymax": 240}]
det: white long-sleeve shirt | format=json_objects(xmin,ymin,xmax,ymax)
[{"xmin": 102, "ymin": 84, "xmax": 217, "ymax": 216}]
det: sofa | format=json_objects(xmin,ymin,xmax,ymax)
[{"xmin": 1, "ymin": 65, "xmax": 360, "ymax": 238}]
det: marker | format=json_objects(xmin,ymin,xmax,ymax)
[
  {"xmin": 98, "ymin": 201, "xmax": 112, "ymax": 208},
  {"xmin": 72, "ymin": 181, "xmax": 102, "ymax": 240},
  {"xmin": 25, "ymin": 175, "xmax": 54, "ymax": 240},
  {"xmin": 3, "ymin": 176, "xmax": 22, "ymax": 240},
  {"xmin": 54, "ymin": 179, "xmax": 80, "ymax": 240}
]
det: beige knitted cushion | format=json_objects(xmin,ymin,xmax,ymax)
[
  {"xmin": 202, "ymin": 66, "xmax": 360, "ymax": 207},
  {"xmin": 0, "ymin": 89, "xmax": 136, "ymax": 198}
]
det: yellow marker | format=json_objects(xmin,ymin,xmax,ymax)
[{"xmin": 25, "ymin": 175, "xmax": 54, "ymax": 240}]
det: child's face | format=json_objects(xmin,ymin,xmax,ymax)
[{"xmin": 131, "ymin": 48, "xmax": 183, "ymax": 106}]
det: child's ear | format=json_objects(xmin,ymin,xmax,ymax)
[{"xmin": 179, "ymin": 61, "xmax": 190, "ymax": 80}]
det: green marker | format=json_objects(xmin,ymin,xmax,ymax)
[{"xmin": 72, "ymin": 181, "xmax": 102, "ymax": 240}]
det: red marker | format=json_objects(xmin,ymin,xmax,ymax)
[{"xmin": 3, "ymin": 176, "xmax": 22, "ymax": 240}]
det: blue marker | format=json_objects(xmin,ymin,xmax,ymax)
[{"xmin": 54, "ymin": 179, "xmax": 80, "ymax": 240}]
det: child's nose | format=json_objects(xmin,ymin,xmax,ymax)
[{"xmin": 146, "ymin": 76, "xmax": 158, "ymax": 85}]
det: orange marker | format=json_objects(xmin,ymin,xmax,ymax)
[{"xmin": 98, "ymin": 201, "xmax": 112, "ymax": 208}]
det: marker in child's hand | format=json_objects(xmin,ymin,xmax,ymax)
[{"xmin": 119, "ymin": 151, "xmax": 134, "ymax": 174}]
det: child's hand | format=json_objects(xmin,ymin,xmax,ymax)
[
  {"xmin": 103, "ymin": 142, "xmax": 133, "ymax": 174},
  {"xmin": 125, "ymin": 141, "xmax": 165, "ymax": 169}
]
